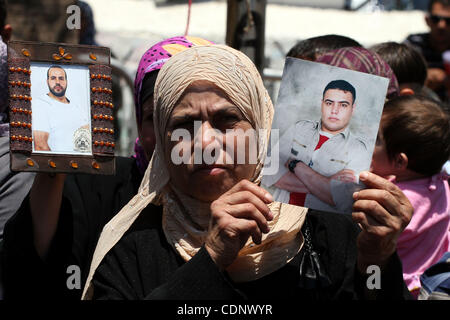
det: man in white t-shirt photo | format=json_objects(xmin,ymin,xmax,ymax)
[{"xmin": 32, "ymin": 65, "xmax": 91, "ymax": 153}]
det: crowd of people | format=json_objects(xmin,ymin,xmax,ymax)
[{"xmin": 0, "ymin": 0, "xmax": 449, "ymax": 301}]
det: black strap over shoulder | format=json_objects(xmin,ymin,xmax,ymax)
[{"xmin": 298, "ymin": 217, "xmax": 331, "ymax": 290}]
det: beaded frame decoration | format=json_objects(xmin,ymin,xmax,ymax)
[{"xmin": 8, "ymin": 40, "xmax": 115, "ymax": 174}]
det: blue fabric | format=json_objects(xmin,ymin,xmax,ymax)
[{"xmin": 420, "ymin": 252, "xmax": 450, "ymax": 298}]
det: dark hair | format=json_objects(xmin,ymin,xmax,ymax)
[
  {"xmin": 323, "ymin": 80, "xmax": 356, "ymax": 104},
  {"xmin": 370, "ymin": 42, "xmax": 427, "ymax": 86},
  {"xmin": 139, "ymin": 70, "xmax": 159, "ymax": 108},
  {"xmin": 428, "ymin": 0, "xmax": 450, "ymax": 12},
  {"xmin": 47, "ymin": 65, "xmax": 67, "ymax": 80},
  {"xmin": 0, "ymin": 0, "xmax": 7, "ymax": 30},
  {"xmin": 286, "ymin": 34, "xmax": 362, "ymax": 61},
  {"xmin": 382, "ymin": 95, "xmax": 450, "ymax": 176}
]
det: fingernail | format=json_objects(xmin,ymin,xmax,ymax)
[
  {"xmin": 353, "ymin": 192, "xmax": 359, "ymax": 200},
  {"xmin": 265, "ymin": 193, "xmax": 274, "ymax": 203},
  {"xmin": 360, "ymin": 172, "xmax": 368, "ymax": 181},
  {"xmin": 268, "ymin": 210, "xmax": 274, "ymax": 220},
  {"xmin": 387, "ymin": 175, "xmax": 396, "ymax": 183}
]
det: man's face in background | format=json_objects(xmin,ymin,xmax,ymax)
[
  {"xmin": 47, "ymin": 67, "xmax": 67, "ymax": 98},
  {"xmin": 321, "ymin": 88, "xmax": 354, "ymax": 134},
  {"xmin": 426, "ymin": 2, "xmax": 450, "ymax": 51}
]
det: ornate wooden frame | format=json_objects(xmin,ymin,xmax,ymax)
[{"xmin": 8, "ymin": 40, "xmax": 115, "ymax": 174}]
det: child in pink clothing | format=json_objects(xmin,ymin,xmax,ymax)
[
  {"xmin": 370, "ymin": 95, "xmax": 450, "ymax": 298},
  {"xmin": 396, "ymin": 174, "xmax": 450, "ymax": 297}
]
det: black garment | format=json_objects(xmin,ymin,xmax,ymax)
[
  {"xmin": 404, "ymin": 32, "xmax": 447, "ymax": 100},
  {"xmin": 405, "ymin": 33, "xmax": 444, "ymax": 69},
  {"xmin": 92, "ymin": 204, "xmax": 412, "ymax": 300},
  {"xmin": 1, "ymin": 157, "xmax": 141, "ymax": 300}
]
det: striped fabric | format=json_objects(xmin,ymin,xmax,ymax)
[
  {"xmin": 316, "ymin": 47, "xmax": 399, "ymax": 99},
  {"xmin": 419, "ymin": 252, "xmax": 450, "ymax": 300}
]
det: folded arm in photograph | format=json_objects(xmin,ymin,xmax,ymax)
[
  {"xmin": 33, "ymin": 130, "xmax": 51, "ymax": 151},
  {"xmin": 329, "ymin": 151, "xmax": 371, "ymax": 212},
  {"xmin": 274, "ymin": 171, "xmax": 309, "ymax": 193},
  {"xmin": 291, "ymin": 161, "xmax": 356, "ymax": 207}
]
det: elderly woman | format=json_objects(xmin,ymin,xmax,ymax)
[
  {"xmin": 1, "ymin": 36, "xmax": 213, "ymax": 300},
  {"xmin": 82, "ymin": 44, "xmax": 413, "ymax": 300}
]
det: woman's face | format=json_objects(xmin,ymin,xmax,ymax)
[
  {"xmin": 137, "ymin": 97, "xmax": 156, "ymax": 160},
  {"xmin": 164, "ymin": 81, "xmax": 257, "ymax": 202}
]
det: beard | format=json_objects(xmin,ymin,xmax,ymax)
[{"xmin": 49, "ymin": 85, "xmax": 67, "ymax": 97}]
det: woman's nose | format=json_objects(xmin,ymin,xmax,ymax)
[
  {"xmin": 193, "ymin": 121, "xmax": 221, "ymax": 150},
  {"xmin": 200, "ymin": 121, "xmax": 214, "ymax": 148}
]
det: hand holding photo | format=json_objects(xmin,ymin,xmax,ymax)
[
  {"xmin": 261, "ymin": 57, "xmax": 390, "ymax": 214},
  {"xmin": 8, "ymin": 40, "xmax": 114, "ymax": 174}
]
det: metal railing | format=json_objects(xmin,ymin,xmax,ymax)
[{"xmin": 110, "ymin": 57, "xmax": 137, "ymax": 157}]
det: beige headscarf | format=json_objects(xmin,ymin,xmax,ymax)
[{"xmin": 82, "ymin": 44, "xmax": 307, "ymax": 300}]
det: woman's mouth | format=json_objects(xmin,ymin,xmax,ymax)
[{"xmin": 194, "ymin": 164, "xmax": 228, "ymax": 176}]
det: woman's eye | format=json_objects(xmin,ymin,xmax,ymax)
[
  {"xmin": 223, "ymin": 115, "xmax": 239, "ymax": 122},
  {"xmin": 221, "ymin": 114, "xmax": 241, "ymax": 123},
  {"xmin": 215, "ymin": 116, "xmax": 240, "ymax": 130},
  {"xmin": 173, "ymin": 120, "xmax": 194, "ymax": 129}
]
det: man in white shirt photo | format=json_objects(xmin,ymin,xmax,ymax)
[{"xmin": 32, "ymin": 65, "xmax": 90, "ymax": 153}]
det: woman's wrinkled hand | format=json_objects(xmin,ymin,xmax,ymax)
[
  {"xmin": 352, "ymin": 171, "xmax": 413, "ymax": 273},
  {"xmin": 205, "ymin": 179, "xmax": 274, "ymax": 270}
]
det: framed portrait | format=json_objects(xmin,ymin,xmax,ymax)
[
  {"xmin": 8, "ymin": 40, "xmax": 115, "ymax": 174},
  {"xmin": 261, "ymin": 58, "xmax": 389, "ymax": 214}
]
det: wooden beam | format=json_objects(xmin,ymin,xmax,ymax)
[{"xmin": 226, "ymin": 0, "xmax": 266, "ymax": 72}]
